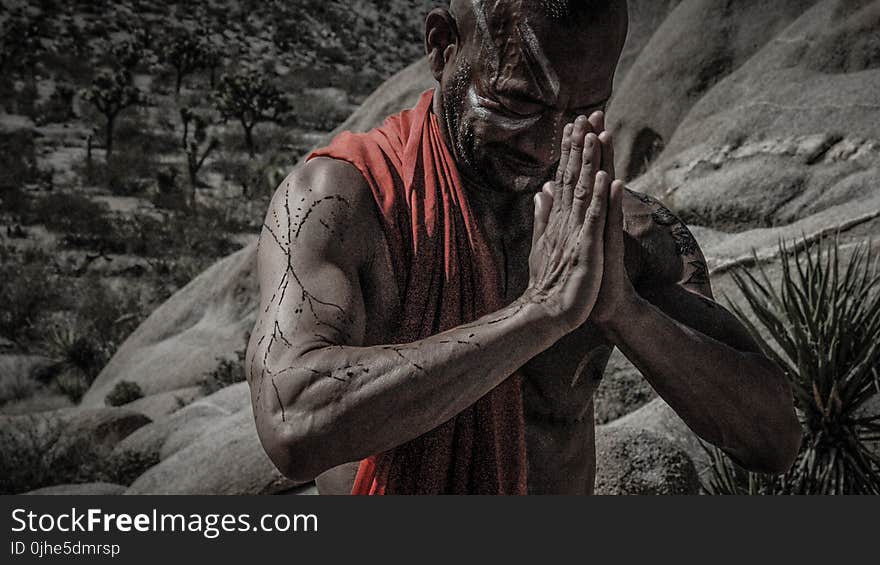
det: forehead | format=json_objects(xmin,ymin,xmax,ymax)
[{"xmin": 465, "ymin": 0, "xmax": 624, "ymax": 104}]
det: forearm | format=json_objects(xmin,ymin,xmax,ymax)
[
  {"xmin": 257, "ymin": 296, "xmax": 563, "ymax": 478},
  {"xmin": 602, "ymin": 294, "xmax": 800, "ymax": 471}
]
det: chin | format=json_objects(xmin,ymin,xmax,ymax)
[{"xmin": 472, "ymin": 157, "xmax": 550, "ymax": 194}]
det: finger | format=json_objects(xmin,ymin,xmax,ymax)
[
  {"xmin": 570, "ymin": 133, "xmax": 600, "ymax": 225},
  {"xmin": 598, "ymin": 130, "xmax": 615, "ymax": 178},
  {"xmin": 588, "ymin": 110, "xmax": 605, "ymax": 135},
  {"xmin": 605, "ymin": 180, "xmax": 625, "ymax": 260},
  {"xmin": 579, "ymin": 170, "xmax": 611, "ymax": 259},
  {"xmin": 554, "ymin": 123, "xmax": 574, "ymax": 184},
  {"xmin": 531, "ymin": 189, "xmax": 553, "ymax": 248},
  {"xmin": 562, "ymin": 116, "xmax": 590, "ymax": 209}
]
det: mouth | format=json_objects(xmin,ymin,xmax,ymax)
[{"xmin": 499, "ymin": 152, "xmax": 549, "ymax": 177}]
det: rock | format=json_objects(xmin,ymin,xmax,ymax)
[
  {"xmin": 192, "ymin": 381, "xmax": 250, "ymax": 414},
  {"xmin": 59, "ymin": 408, "xmax": 152, "ymax": 451},
  {"xmin": 607, "ymin": 398, "xmax": 710, "ymax": 475},
  {"xmin": 594, "ymin": 349, "xmax": 657, "ymax": 424},
  {"xmin": 159, "ymin": 414, "xmax": 226, "ymax": 460},
  {"xmin": 594, "ymin": 425, "xmax": 700, "ymax": 495},
  {"xmin": 282, "ymin": 482, "xmax": 319, "ymax": 495},
  {"xmin": 125, "ymin": 409, "xmax": 300, "ymax": 495},
  {"xmin": 81, "ymin": 244, "xmax": 259, "ymax": 406},
  {"xmin": 112, "ymin": 403, "xmax": 229, "ymax": 461},
  {"xmin": 121, "ymin": 386, "xmax": 204, "ymax": 421},
  {"xmin": 609, "ymin": 0, "xmax": 814, "ymax": 180},
  {"xmin": 23, "ymin": 482, "xmax": 126, "ymax": 496},
  {"xmin": 621, "ymin": 0, "xmax": 880, "ymax": 235}
]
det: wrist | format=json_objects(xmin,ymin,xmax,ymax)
[
  {"xmin": 594, "ymin": 291, "xmax": 650, "ymax": 344},
  {"xmin": 516, "ymin": 289, "xmax": 577, "ymax": 342}
]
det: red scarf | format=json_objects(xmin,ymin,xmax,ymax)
[{"xmin": 309, "ymin": 90, "xmax": 527, "ymax": 494}]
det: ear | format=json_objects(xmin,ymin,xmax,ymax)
[{"xmin": 425, "ymin": 8, "xmax": 459, "ymax": 82}]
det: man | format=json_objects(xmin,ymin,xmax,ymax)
[{"xmin": 246, "ymin": 0, "xmax": 802, "ymax": 494}]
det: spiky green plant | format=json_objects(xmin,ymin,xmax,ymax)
[{"xmin": 708, "ymin": 236, "xmax": 880, "ymax": 495}]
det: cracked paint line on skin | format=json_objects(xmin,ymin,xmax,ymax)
[
  {"xmin": 516, "ymin": 20, "xmax": 561, "ymax": 100},
  {"xmin": 470, "ymin": 0, "xmax": 499, "ymax": 75}
]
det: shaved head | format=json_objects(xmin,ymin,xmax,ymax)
[{"xmin": 429, "ymin": 0, "xmax": 629, "ymax": 193}]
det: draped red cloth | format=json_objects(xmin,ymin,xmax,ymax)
[{"xmin": 308, "ymin": 89, "xmax": 527, "ymax": 495}]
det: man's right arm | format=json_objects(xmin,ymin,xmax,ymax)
[{"xmin": 248, "ymin": 119, "xmax": 608, "ymax": 483}]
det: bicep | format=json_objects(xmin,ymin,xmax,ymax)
[{"xmin": 249, "ymin": 167, "xmax": 368, "ymax": 386}]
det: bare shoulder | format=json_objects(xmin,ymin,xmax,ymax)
[
  {"xmin": 261, "ymin": 156, "xmax": 380, "ymax": 268},
  {"xmin": 621, "ymin": 187, "xmax": 712, "ymax": 296}
]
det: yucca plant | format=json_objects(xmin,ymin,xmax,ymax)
[{"xmin": 706, "ymin": 236, "xmax": 880, "ymax": 495}]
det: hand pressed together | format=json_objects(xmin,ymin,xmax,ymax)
[{"xmin": 526, "ymin": 111, "xmax": 638, "ymax": 333}]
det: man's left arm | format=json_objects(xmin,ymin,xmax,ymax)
[{"xmin": 592, "ymin": 183, "xmax": 802, "ymax": 474}]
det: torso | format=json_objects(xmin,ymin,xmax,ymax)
[{"xmin": 315, "ymin": 165, "xmax": 655, "ymax": 495}]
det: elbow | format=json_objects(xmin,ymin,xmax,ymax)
[
  {"xmin": 732, "ymin": 392, "xmax": 802, "ymax": 474},
  {"xmin": 257, "ymin": 409, "xmax": 339, "ymax": 484},
  {"xmin": 727, "ymin": 360, "xmax": 803, "ymax": 474},
  {"xmin": 734, "ymin": 413, "xmax": 801, "ymax": 475}
]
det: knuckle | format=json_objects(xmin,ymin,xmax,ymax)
[{"xmin": 586, "ymin": 208, "xmax": 604, "ymax": 223}]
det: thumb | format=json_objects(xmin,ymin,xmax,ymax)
[
  {"xmin": 605, "ymin": 180, "xmax": 626, "ymax": 259},
  {"xmin": 532, "ymin": 185, "xmax": 554, "ymax": 248}
]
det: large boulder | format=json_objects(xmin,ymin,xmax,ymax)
[
  {"xmin": 610, "ymin": 0, "xmax": 818, "ymax": 180},
  {"xmin": 594, "ymin": 425, "xmax": 700, "ymax": 495},
  {"xmin": 125, "ymin": 408, "xmax": 300, "ymax": 495},
  {"xmin": 607, "ymin": 398, "xmax": 710, "ymax": 475},
  {"xmin": 594, "ymin": 348, "xmax": 657, "ymax": 424},
  {"xmin": 23, "ymin": 482, "xmax": 127, "ymax": 496},
  {"xmin": 617, "ymin": 0, "xmax": 880, "ymax": 234},
  {"xmin": 81, "ymin": 244, "xmax": 258, "ymax": 406},
  {"xmin": 120, "ymin": 386, "xmax": 204, "ymax": 421},
  {"xmin": 111, "ymin": 402, "xmax": 229, "ymax": 462}
]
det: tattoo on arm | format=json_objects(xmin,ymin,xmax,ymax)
[{"xmin": 683, "ymin": 260, "xmax": 709, "ymax": 286}]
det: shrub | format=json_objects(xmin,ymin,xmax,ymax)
[
  {"xmin": 0, "ymin": 129, "xmax": 38, "ymax": 191},
  {"xmin": 0, "ymin": 415, "xmax": 158, "ymax": 494},
  {"xmin": 707, "ymin": 236, "xmax": 880, "ymax": 494},
  {"xmin": 0, "ymin": 261, "xmax": 59, "ymax": 345},
  {"xmin": 200, "ymin": 349, "xmax": 246, "ymax": 396},
  {"xmin": 35, "ymin": 83, "xmax": 76, "ymax": 125},
  {"xmin": 44, "ymin": 324, "xmax": 108, "ymax": 403},
  {"xmin": 105, "ymin": 381, "xmax": 144, "ymax": 407}
]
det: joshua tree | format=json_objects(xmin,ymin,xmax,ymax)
[
  {"xmin": 81, "ymin": 69, "xmax": 144, "ymax": 160},
  {"xmin": 0, "ymin": 9, "xmax": 48, "ymax": 82},
  {"xmin": 109, "ymin": 34, "xmax": 150, "ymax": 72},
  {"xmin": 179, "ymin": 107, "xmax": 219, "ymax": 209},
  {"xmin": 159, "ymin": 28, "xmax": 207, "ymax": 95},
  {"xmin": 214, "ymin": 67, "xmax": 289, "ymax": 158}
]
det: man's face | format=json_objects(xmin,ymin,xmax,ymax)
[{"xmin": 438, "ymin": 1, "xmax": 626, "ymax": 193}]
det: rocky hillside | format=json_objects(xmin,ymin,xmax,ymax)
[{"xmin": 2, "ymin": 0, "xmax": 878, "ymax": 495}]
